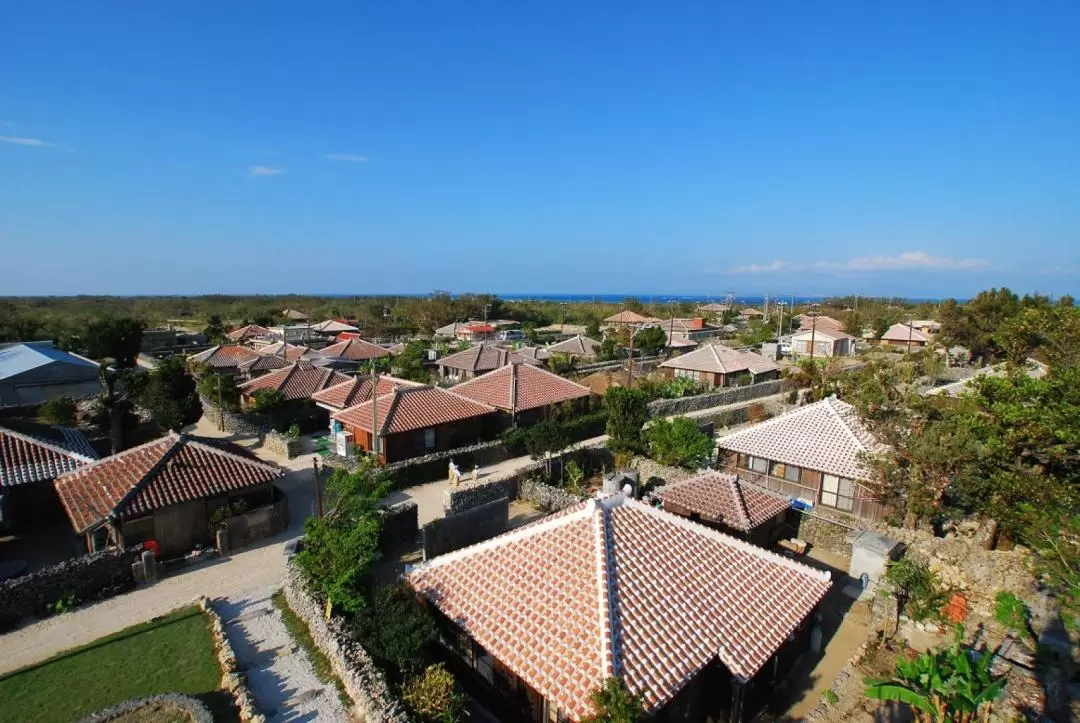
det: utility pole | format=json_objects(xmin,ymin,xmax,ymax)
[
  {"xmin": 483, "ymin": 304, "xmax": 491, "ymax": 323},
  {"xmin": 763, "ymin": 294, "xmax": 769, "ymax": 323},
  {"xmin": 370, "ymin": 362, "xmax": 380, "ymax": 461},
  {"xmin": 776, "ymin": 300, "xmax": 786, "ymax": 340},
  {"xmin": 217, "ymin": 374, "xmax": 224, "ymax": 431},
  {"xmin": 906, "ymin": 313, "xmax": 914, "ymax": 355},
  {"xmin": 626, "ymin": 329, "xmax": 635, "ymax": 389},
  {"xmin": 668, "ymin": 300, "xmax": 677, "ymax": 349},
  {"xmin": 808, "ymin": 303, "xmax": 821, "ymax": 361}
]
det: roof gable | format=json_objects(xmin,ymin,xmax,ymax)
[
  {"xmin": 546, "ymin": 335, "xmax": 601, "ymax": 357},
  {"xmin": 654, "ymin": 472, "xmax": 791, "ymax": 532},
  {"xmin": 311, "ymin": 374, "xmax": 423, "ymax": 409},
  {"xmin": 189, "ymin": 344, "xmax": 261, "ymax": 368},
  {"xmin": 320, "ymin": 338, "xmax": 391, "ymax": 361},
  {"xmin": 717, "ymin": 397, "xmax": 883, "ymax": 481},
  {"xmin": 238, "ymin": 362, "xmax": 351, "ymax": 400},
  {"xmin": 604, "ymin": 310, "xmax": 651, "ymax": 324},
  {"xmin": 436, "ymin": 345, "xmax": 540, "ymax": 372},
  {"xmin": 408, "ymin": 495, "xmax": 830, "ymax": 718},
  {"xmin": 54, "ymin": 433, "xmax": 282, "ymax": 533}
]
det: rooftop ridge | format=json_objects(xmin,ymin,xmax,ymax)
[
  {"xmin": 590, "ymin": 500, "xmax": 617, "ymax": 681},
  {"xmin": 102, "ymin": 433, "xmax": 189, "ymax": 532},
  {"xmin": 624, "ymin": 497, "xmax": 831, "ymax": 583},
  {"xmin": 182, "ymin": 437, "xmax": 284, "ymax": 475},
  {"xmin": 823, "ymin": 396, "xmax": 867, "ymax": 453},
  {"xmin": 55, "ymin": 431, "xmax": 180, "ymax": 484},
  {"xmin": 0, "ymin": 425, "xmax": 98, "ymax": 464}
]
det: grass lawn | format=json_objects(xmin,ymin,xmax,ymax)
[{"xmin": 0, "ymin": 606, "xmax": 233, "ymax": 723}]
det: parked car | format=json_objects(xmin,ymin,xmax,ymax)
[{"xmin": 497, "ymin": 329, "xmax": 525, "ymax": 341}]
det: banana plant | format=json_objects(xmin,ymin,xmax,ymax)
[{"xmin": 864, "ymin": 626, "xmax": 1006, "ymax": 722}]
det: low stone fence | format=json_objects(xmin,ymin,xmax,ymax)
[
  {"xmin": 647, "ymin": 379, "xmax": 786, "ymax": 417},
  {"xmin": 423, "ymin": 497, "xmax": 509, "ymax": 560},
  {"xmin": 380, "ymin": 502, "xmax": 419, "ymax": 554},
  {"xmin": 263, "ymin": 430, "xmax": 301, "ymax": 458},
  {"xmin": 573, "ymin": 355, "xmax": 665, "ymax": 374},
  {"xmin": 519, "ymin": 479, "xmax": 584, "ymax": 512},
  {"xmin": 198, "ymin": 596, "xmax": 262, "ymax": 722},
  {"xmin": 282, "ymin": 560, "xmax": 411, "ymax": 722},
  {"xmin": 324, "ymin": 439, "xmax": 512, "ymax": 490},
  {"xmin": 222, "ymin": 491, "xmax": 289, "ymax": 552},
  {"xmin": 0, "ymin": 547, "xmax": 137, "ymax": 626},
  {"xmin": 200, "ymin": 398, "xmax": 264, "ymax": 436},
  {"xmin": 77, "ymin": 694, "xmax": 215, "ymax": 723}
]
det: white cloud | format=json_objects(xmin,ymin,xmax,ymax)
[
  {"xmin": 323, "ymin": 153, "xmax": 369, "ymax": 163},
  {"xmin": 249, "ymin": 165, "xmax": 284, "ymax": 177},
  {"xmin": 0, "ymin": 135, "xmax": 54, "ymax": 147},
  {"xmin": 731, "ymin": 250, "xmax": 989, "ymax": 274}
]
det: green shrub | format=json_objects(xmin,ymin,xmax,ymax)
[
  {"xmin": 38, "ymin": 396, "xmax": 78, "ymax": 426},
  {"xmin": 884, "ymin": 558, "xmax": 948, "ymax": 623},
  {"xmin": 402, "ymin": 663, "xmax": 468, "ymax": 723},
  {"xmin": 645, "ymin": 417, "xmax": 714, "ymax": 469},
  {"xmin": 352, "ymin": 584, "xmax": 436, "ymax": 682}
]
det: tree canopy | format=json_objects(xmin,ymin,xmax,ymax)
[
  {"xmin": 604, "ymin": 387, "xmax": 650, "ymax": 455},
  {"xmin": 139, "ymin": 356, "xmax": 202, "ymax": 431},
  {"xmin": 645, "ymin": 417, "xmax": 714, "ymax": 469}
]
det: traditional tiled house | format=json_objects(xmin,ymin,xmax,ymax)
[
  {"xmin": 512, "ymin": 346, "xmax": 552, "ymax": 364},
  {"xmin": 226, "ymin": 324, "xmax": 272, "ymax": 344},
  {"xmin": 796, "ymin": 315, "xmax": 844, "ymax": 332},
  {"xmin": 878, "ymin": 323, "xmax": 931, "ymax": 350},
  {"xmin": 450, "ymin": 362, "xmax": 592, "ymax": 426},
  {"xmin": 188, "ymin": 344, "xmax": 263, "ymax": 377},
  {"xmin": 436, "ymin": 345, "xmax": 540, "ymax": 382},
  {"xmin": 332, "ymin": 385, "xmax": 497, "ymax": 463},
  {"xmin": 602, "ymin": 309, "xmax": 659, "ymax": 329},
  {"xmin": 256, "ymin": 342, "xmax": 316, "ymax": 363},
  {"xmin": 318, "ymin": 339, "xmax": 392, "ymax": 371},
  {"xmin": 54, "ymin": 432, "xmax": 283, "ymax": 557},
  {"xmin": 652, "ymin": 471, "xmax": 792, "ymax": 546},
  {"xmin": 716, "ymin": 397, "xmax": 888, "ymax": 522},
  {"xmin": 658, "ymin": 343, "xmax": 780, "ymax": 388},
  {"xmin": 282, "ymin": 309, "xmax": 309, "ymax": 322},
  {"xmin": 0, "ymin": 422, "xmax": 98, "ymax": 529},
  {"xmin": 237, "ymin": 362, "xmax": 351, "ymax": 407},
  {"xmin": 407, "ymin": 493, "xmax": 831, "ymax": 722},
  {"xmin": 544, "ymin": 335, "xmax": 601, "ymax": 361}
]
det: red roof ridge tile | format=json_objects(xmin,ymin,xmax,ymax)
[{"xmin": 0, "ymin": 424, "xmax": 98, "ymax": 465}]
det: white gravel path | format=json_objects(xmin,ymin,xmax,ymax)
[{"xmin": 215, "ymin": 586, "xmax": 351, "ymax": 723}]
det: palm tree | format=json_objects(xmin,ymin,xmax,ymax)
[{"xmin": 864, "ymin": 627, "xmax": 1006, "ymax": 722}]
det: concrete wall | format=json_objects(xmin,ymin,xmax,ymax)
[
  {"xmin": 423, "ymin": 497, "xmax": 509, "ymax": 559},
  {"xmin": 646, "ymin": 379, "xmax": 785, "ymax": 417},
  {"xmin": 0, "ymin": 547, "xmax": 137, "ymax": 626},
  {"xmin": 282, "ymin": 560, "xmax": 411, "ymax": 723}
]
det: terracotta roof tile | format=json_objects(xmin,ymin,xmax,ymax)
[
  {"xmin": 797, "ymin": 315, "xmax": 845, "ymax": 332},
  {"xmin": 238, "ymin": 362, "xmax": 351, "ymax": 401},
  {"xmin": 54, "ymin": 432, "xmax": 283, "ymax": 533},
  {"xmin": 653, "ymin": 471, "xmax": 791, "ymax": 532},
  {"xmin": 238, "ymin": 354, "xmax": 291, "ymax": 373},
  {"xmin": 333, "ymin": 385, "xmax": 495, "ymax": 435},
  {"xmin": 659, "ymin": 343, "xmax": 780, "ymax": 376},
  {"xmin": 319, "ymin": 339, "xmax": 391, "ymax": 362},
  {"xmin": 311, "ymin": 374, "xmax": 424, "ymax": 410},
  {"xmin": 881, "ymin": 323, "xmax": 931, "ymax": 343},
  {"xmin": 311, "ymin": 319, "xmax": 360, "ymax": 333},
  {"xmin": 226, "ymin": 324, "xmax": 272, "ymax": 342},
  {"xmin": 604, "ymin": 310, "xmax": 652, "ymax": 324},
  {"xmin": 716, "ymin": 397, "xmax": 885, "ymax": 481},
  {"xmin": 791, "ymin": 328, "xmax": 855, "ymax": 341},
  {"xmin": 189, "ymin": 344, "xmax": 261, "ymax": 369},
  {"xmin": 451, "ymin": 363, "xmax": 592, "ymax": 413},
  {"xmin": 256, "ymin": 342, "xmax": 314, "ymax": 362},
  {"xmin": 546, "ymin": 335, "xmax": 601, "ymax": 358},
  {"xmin": 436, "ymin": 345, "xmax": 540, "ymax": 373},
  {"xmin": 0, "ymin": 423, "xmax": 98, "ymax": 488},
  {"xmin": 408, "ymin": 495, "xmax": 831, "ymax": 719}
]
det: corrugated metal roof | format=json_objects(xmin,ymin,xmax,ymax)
[{"xmin": 0, "ymin": 342, "xmax": 99, "ymax": 380}]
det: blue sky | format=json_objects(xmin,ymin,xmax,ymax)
[{"xmin": 2, "ymin": 1, "xmax": 1078, "ymax": 298}]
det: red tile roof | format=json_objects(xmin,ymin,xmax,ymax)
[
  {"xmin": 311, "ymin": 374, "xmax": 424, "ymax": 410},
  {"xmin": 256, "ymin": 342, "xmax": 312, "ymax": 362},
  {"xmin": 238, "ymin": 362, "xmax": 351, "ymax": 401},
  {"xmin": 546, "ymin": 335, "xmax": 601, "ymax": 358},
  {"xmin": 408, "ymin": 495, "xmax": 831, "ymax": 719},
  {"xmin": 333, "ymin": 385, "xmax": 495, "ymax": 435},
  {"xmin": 319, "ymin": 339, "xmax": 392, "ymax": 362},
  {"xmin": 716, "ymin": 397, "xmax": 884, "ymax": 482},
  {"xmin": 226, "ymin": 324, "xmax": 272, "ymax": 342},
  {"xmin": 459, "ymin": 324, "xmax": 495, "ymax": 334},
  {"xmin": 653, "ymin": 471, "xmax": 791, "ymax": 533},
  {"xmin": 604, "ymin": 309, "xmax": 652, "ymax": 324},
  {"xmin": 659, "ymin": 343, "xmax": 780, "ymax": 376},
  {"xmin": 1, "ymin": 423, "xmax": 98, "ymax": 488},
  {"xmin": 436, "ymin": 345, "xmax": 540, "ymax": 373},
  {"xmin": 54, "ymin": 432, "xmax": 283, "ymax": 533},
  {"xmin": 238, "ymin": 354, "xmax": 290, "ymax": 374},
  {"xmin": 451, "ymin": 363, "xmax": 591, "ymax": 413},
  {"xmin": 189, "ymin": 344, "xmax": 261, "ymax": 369}
]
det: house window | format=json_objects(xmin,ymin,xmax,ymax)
[
  {"xmin": 423, "ymin": 428, "xmax": 436, "ymax": 452},
  {"xmin": 770, "ymin": 461, "xmax": 786, "ymax": 478},
  {"xmin": 737, "ymin": 452, "xmax": 750, "ymax": 469},
  {"xmin": 784, "ymin": 464, "xmax": 802, "ymax": 483},
  {"xmin": 821, "ymin": 474, "xmax": 855, "ymax": 511},
  {"xmin": 674, "ymin": 368, "xmax": 695, "ymax": 380},
  {"xmin": 750, "ymin": 456, "xmax": 768, "ymax": 474}
]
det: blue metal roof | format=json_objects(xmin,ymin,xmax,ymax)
[{"xmin": 0, "ymin": 342, "xmax": 99, "ymax": 380}]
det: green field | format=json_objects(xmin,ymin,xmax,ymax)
[{"xmin": 0, "ymin": 607, "xmax": 231, "ymax": 723}]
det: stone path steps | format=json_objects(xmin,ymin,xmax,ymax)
[{"xmin": 215, "ymin": 587, "xmax": 351, "ymax": 722}]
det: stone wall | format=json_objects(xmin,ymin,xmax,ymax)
[
  {"xmin": 77, "ymin": 695, "xmax": 215, "ymax": 723},
  {"xmin": 0, "ymin": 547, "xmax": 137, "ymax": 626},
  {"xmin": 223, "ymin": 494, "xmax": 289, "ymax": 551},
  {"xmin": 380, "ymin": 501, "xmax": 419, "ymax": 554},
  {"xmin": 630, "ymin": 457, "xmax": 695, "ymax": 490},
  {"xmin": 423, "ymin": 497, "xmax": 509, "ymax": 559},
  {"xmin": 444, "ymin": 472, "xmax": 527, "ymax": 515},
  {"xmin": 282, "ymin": 560, "xmax": 411, "ymax": 723},
  {"xmin": 262, "ymin": 430, "xmax": 300, "ymax": 458},
  {"xmin": 794, "ymin": 514, "xmax": 858, "ymax": 558},
  {"xmin": 200, "ymin": 398, "xmax": 264, "ymax": 436},
  {"xmin": 199, "ymin": 596, "xmax": 262, "ymax": 722},
  {"xmin": 519, "ymin": 479, "xmax": 585, "ymax": 512},
  {"xmin": 646, "ymin": 379, "xmax": 786, "ymax": 417}
]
